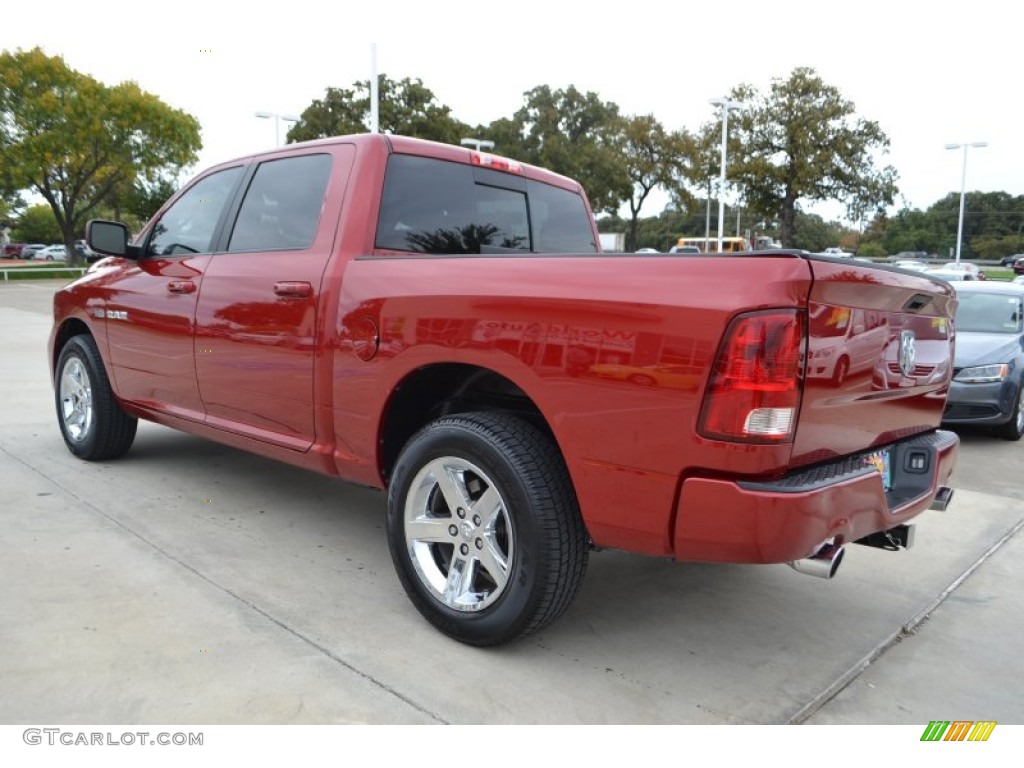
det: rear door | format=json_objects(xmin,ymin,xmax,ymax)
[{"xmin": 194, "ymin": 145, "xmax": 354, "ymax": 450}]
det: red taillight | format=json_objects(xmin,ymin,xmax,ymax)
[
  {"xmin": 698, "ymin": 309, "xmax": 805, "ymax": 443},
  {"xmin": 470, "ymin": 152, "xmax": 522, "ymax": 174}
]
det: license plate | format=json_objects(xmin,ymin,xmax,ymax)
[{"xmin": 864, "ymin": 450, "xmax": 892, "ymax": 491}]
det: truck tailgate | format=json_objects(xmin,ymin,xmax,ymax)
[{"xmin": 792, "ymin": 259, "xmax": 956, "ymax": 467}]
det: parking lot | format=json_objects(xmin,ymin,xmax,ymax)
[{"xmin": 1, "ymin": 279, "xmax": 1022, "ymax": 725}]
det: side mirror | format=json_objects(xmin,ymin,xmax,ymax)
[{"xmin": 87, "ymin": 220, "xmax": 139, "ymax": 259}]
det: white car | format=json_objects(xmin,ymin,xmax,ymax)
[
  {"xmin": 940, "ymin": 261, "xmax": 985, "ymax": 280},
  {"xmin": 925, "ymin": 268, "xmax": 973, "ymax": 282},
  {"xmin": 35, "ymin": 245, "xmax": 67, "ymax": 262},
  {"xmin": 1012, "ymin": 275, "xmax": 1024, "ymax": 285},
  {"xmin": 892, "ymin": 260, "xmax": 930, "ymax": 272}
]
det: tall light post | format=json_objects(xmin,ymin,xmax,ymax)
[
  {"xmin": 709, "ymin": 98, "xmax": 744, "ymax": 254},
  {"xmin": 460, "ymin": 137, "xmax": 494, "ymax": 152},
  {"xmin": 255, "ymin": 111, "xmax": 301, "ymax": 147},
  {"xmin": 944, "ymin": 141, "xmax": 987, "ymax": 263}
]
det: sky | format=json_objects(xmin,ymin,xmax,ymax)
[{"xmin": 5, "ymin": 0, "xmax": 1023, "ymax": 224}]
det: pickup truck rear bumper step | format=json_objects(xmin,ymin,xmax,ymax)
[{"xmin": 673, "ymin": 430, "xmax": 958, "ymax": 564}]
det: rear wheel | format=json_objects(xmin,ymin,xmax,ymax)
[
  {"xmin": 387, "ymin": 412, "xmax": 588, "ymax": 646},
  {"xmin": 56, "ymin": 335, "xmax": 137, "ymax": 460},
  {"xmin": 995, "ymin": 385, "xmax": 1024, "ymax": 441}
]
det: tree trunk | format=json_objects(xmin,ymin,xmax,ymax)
[
  {"xmin": 627, "ymin": 214, "xmax": 639, "ymax": 252},
  {"xmin": 780, "ymin": 191, "xmax": 797, "ymax": 247}
]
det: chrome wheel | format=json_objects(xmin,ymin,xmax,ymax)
[
  {"xmin": 59, "ymin": 356, "xmax": 93, "ymax": 443},
  {"xmin": 404, "ymin": 456, "xmax": 514, "ymax": 612},
  {"xmin": 387, "ymin": 412, "xmax": 588, "ymax": 645}
]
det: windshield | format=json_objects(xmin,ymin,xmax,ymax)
[{"xmin": 954, "ymin": 292, "xmax": 1023, "ymax": 334}]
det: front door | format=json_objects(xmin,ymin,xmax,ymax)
[{"xmin": 105, "ymin": 165, "xmax": 245, "ymax": 421}]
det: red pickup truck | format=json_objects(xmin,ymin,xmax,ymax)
[{"xmin": 50, "ymin": 134, "xmax": 958, "ymax": 645}]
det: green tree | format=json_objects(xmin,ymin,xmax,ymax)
[
  {"xmin": 105, "ymin": 175, "xmax": 179, "ymax": 230},
  {"xmin": 791, "ymin": 211, "xmax": 848, "ymax": 252},
  {"xmin": 12, "ymin": 203, "xmax": 62, "ymax": 243},
  {"xmin": 505, "ymin": 85, "xmax": 631, "ymax": 214},
  {"xmin": 288, "ymin": 75, "xmax": 468, "ymax": 144},
  {"xmin": 729, "ymin": 67, "xmax": 898, "ymax": 247},
  {"xmin": 671, "ymin": 120, "xmax": 729, "ymax": 243},
  {"xmin": 619, "ymin": 116, "xmax": 693, "ymax": 250},
  {"xmin": 0, "ymin": 48, "xmax": 201, "ymax": 262}
]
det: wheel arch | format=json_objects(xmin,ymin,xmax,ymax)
[
  {"xmin": 378, "ymin": 363, "xmax": 558, "ymax": 485},
  {"xmin": 52, "ymin": 317, "xmax": 95, "ymax": 375}
]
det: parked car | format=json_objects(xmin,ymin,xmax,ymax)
[
  {"xmin": 74, "ymin": 239, "xmax": 102, "ymax": 262},
  {"xmin": 888, "ymin": 251, "xmax": 931, "ymax": 262},
  {"xmin": 21, "ymin": 243, "xmax": 47, "ymax": 259},
  {"xmin": 634, "ymin": 248, "xmax": 660, "ymax": 254},
  {"xmin": 805, "ymin": 304, "xmax": 890, "ymax": 386},
  {"xmin": 2, "ymin": 243, "xmax": 25, "ymax": 258},
  {"xmin": 925, "ymin": 268, "xmax": 974, "ymax": 282},
  {"xmin": 999, "ymin": 253, "xmax": 1024, "ymax": 267},
  {"xmin": 1014, "ymin": 259, "xmax": 1024, "ymax": 276},
  {"xmin": 941, "ymin": 282, "xmax": 1024, "ymax": 440},
  {"xmin": 940, "ymin": 262, "xmax": 985, "ymax": 280},
  {"xmin": 35, "ymin": 245, "xmax": 67, "ymax": 262},
  {"xmin": 892, "ymin": 260, "xmax": 930, "ymax": 272},
  {"xmin": 668, "ymin": 245, "xmax": 701, "ymax": 254}
]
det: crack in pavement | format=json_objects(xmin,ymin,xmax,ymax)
[
  {"xmin": 2, "ymin": 443, "xmax": 449, "ymax": 725},
  {"xmin": 786, "ymin": 514, "xmax": 1024, "ymax": 724}
]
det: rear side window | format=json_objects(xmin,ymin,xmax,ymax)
[
  {"xmin": 375, "ymin": 154, "xmax": 596, "ymax": 254},
  {"xmin": 228, "ymin": 154, "xmax": 332, "ymax": 252}
]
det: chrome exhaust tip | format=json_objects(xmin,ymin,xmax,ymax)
[
  {"xmin": 930, "ymin": 486, "xmax": 954, "ymax": 511},
  {"xmin": 787, "ymin": 542, "xmax": 845, "ymax": 580}
]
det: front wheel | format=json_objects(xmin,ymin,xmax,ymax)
[
  {"xmin": 387, "ymin": 412, "xmax": 588, "ymax": 646},
  {"xmin": 995, "ymin": 385, "xmax": 1024, "ymax": 441},
  {"xmin": 56, "ymin": 335, "xmax": 138, "ymax": 460}
]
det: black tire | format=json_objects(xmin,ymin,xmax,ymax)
[
  {"xmin": 995, "ymin": 385, "xmax": 1024, "ymax": 441},
  {"xmin": 386, "ymin": 411, "xmax": 588, "ymax": 646},
  {"xmin": 55, "ymin": 335, "xmax": 137, "ymax": 460},
  {"xmin": 832, "ymin": 356, "xmax": 850, "ymax": 387}
]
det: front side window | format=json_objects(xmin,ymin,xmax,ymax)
[
  {"xmin": 375, "ymin": 154, "xmax": 596, "ymax": 255},
  {"xmin": 228, "ymin": 154, "xmax": 332, "ymax": 252},
  {"xmin": 146, "ymin": 166, "xmax": 243, "ymax": 257}
]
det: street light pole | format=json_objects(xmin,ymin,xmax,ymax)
[
  {"xmin": 709, "ymin": 98, "xmax": 744, "ymax": 254},
  {"xmin": 255, "ymin": 111, "xmax": 301, "ymax": 147},
  {"xmin": 944, "ymin": 141, "xmax": 987, "ymax": 264},
  {"xmin": 460, "ymin": 137, "xmax": 494, "ymax": 152}
]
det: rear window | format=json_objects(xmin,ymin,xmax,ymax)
[{"xmin": 375, "ymin": 154, "xmax": 596, "ymax": 255}]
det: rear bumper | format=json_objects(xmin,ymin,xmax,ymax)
[{"xmin": 673, "ymin": 430, "xmax": 959, "ymax": 563}]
